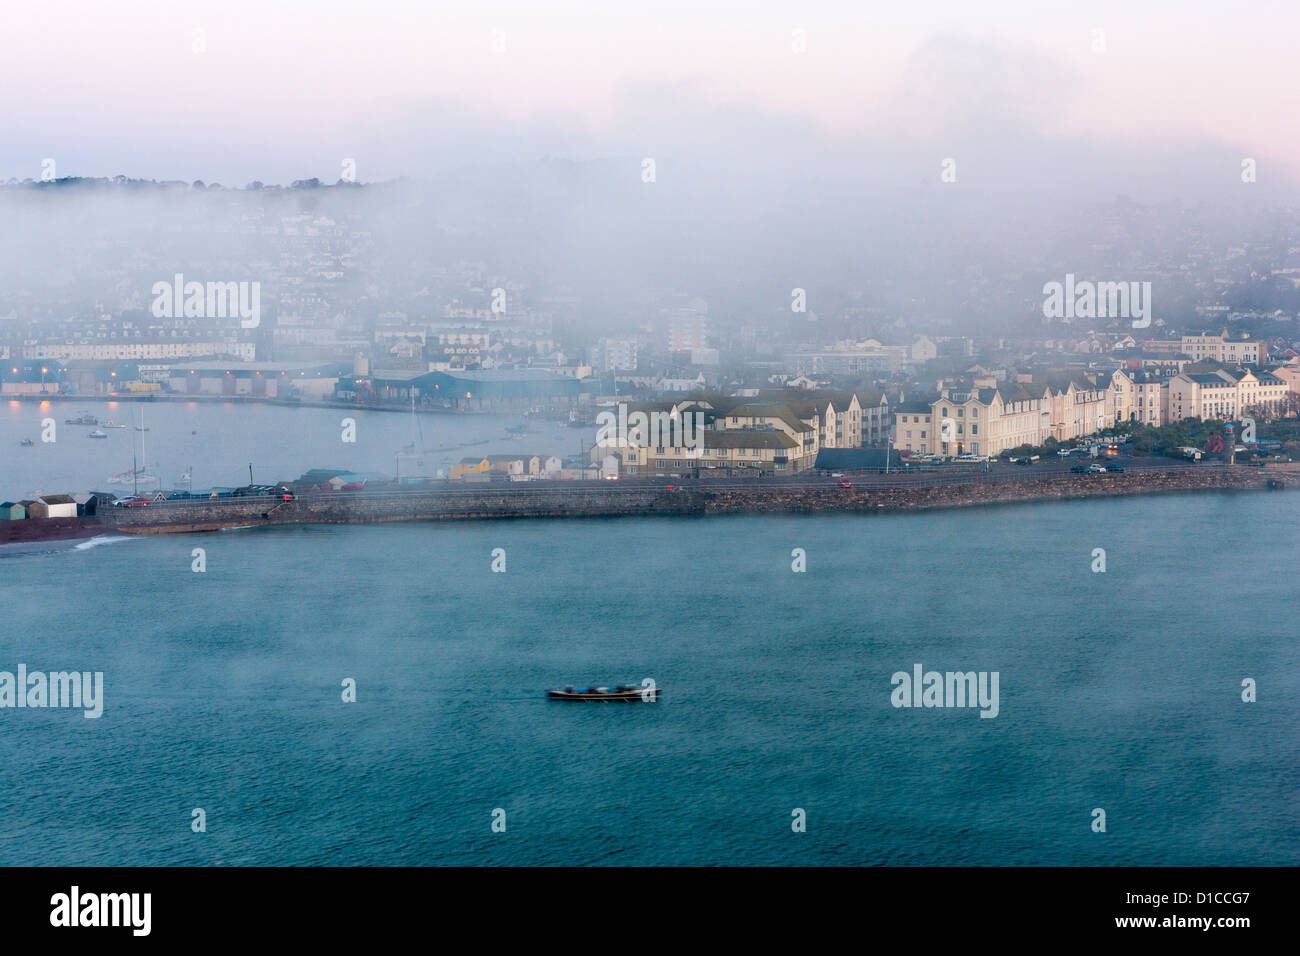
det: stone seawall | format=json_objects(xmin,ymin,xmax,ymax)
[
  {"xmin": 103, "ymin": 487, "xmax": 701, "ymax": 532},
  {"xmin": 699, "ymin": 467, "xmax": 1285, "ymax": 515},
  {"xmin": 99, "ymin": 466, "xmax": 1288, "ymax": 534}
]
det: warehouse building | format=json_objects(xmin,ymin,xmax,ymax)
[
  {"xmin": 167, "ymin": 361, "xmax": 345, "ymax": 398},
  {"xmin": 414, "ymin": 368, "xmax": 588, "ymax": 410}
]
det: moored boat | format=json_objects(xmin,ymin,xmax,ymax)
[
  {"xmin": 65, "ymin": 412, "xmax": 99, "ymax": 426},
  {"xmin": 547, "ymin": 683, "xmax": 660, "ymax": 702},
  {"xmin": 88, "ymin": 429, "xmax": 108, "ymax": 438},
  {"xmin": 108, "ymin": 466, "xmax": 157, "ymax": 486},
  {"xmin": 19, "ymin": 438, "xmax": 34, "ymax": 447}
]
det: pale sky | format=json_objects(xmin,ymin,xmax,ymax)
[{"xmin": 3, "ymin": 0, "xmax": 1297, "ymax": 186}]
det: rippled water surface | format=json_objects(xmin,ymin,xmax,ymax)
[{"xmin": 0, "ymin": 492, "xmax": 1295, "ymax": 865}]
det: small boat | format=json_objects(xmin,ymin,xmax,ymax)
[
  {"xmin": 101, "ymin": 420, "xmax": 127, "ymax": 428},
  {"xmin": 87, "ymin": 429, "xmax": 109, "ymax": 439},
  {"xmin": 65, "ymin": 412, "xmax": 99, "ymax": 426},
  {"xmin": 19, "ymin": 438, "xmax": 34, "ymax": 447},
  {"xmin": 547, "ymin": 684, "xmax": 660, "ymax": 702}
]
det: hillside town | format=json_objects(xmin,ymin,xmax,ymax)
[{"xmin": 5, "ymin": 183, "xmax": 1300, "ymax": 480}]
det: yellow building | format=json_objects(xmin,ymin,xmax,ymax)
[
  {"xmin": 643, "ymin": 429, "xmax": 799, "ymax": 474},
  {"xmin": 1169, "ymin": 368, "xmax": 1289, "ymax": 421},
  {"xmin": 895, "ymin": 385, "xmax": 1054, "ymax": 457},
  {"xmin": 1178, "ymin": 333, "xmax": 1264, "ymax": 366},
  {"xmin": 718, "ymin": 403, "xmax": 819, "ymax": 466},
  {"xmin": 1106, "ymin": 369, "xmax": 1170, "ymax": 426},
  {"xmin": 451, "ymin": 457, "xmax": 490, "ymax": 479}
]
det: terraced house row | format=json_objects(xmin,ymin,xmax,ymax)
[
  {"xmin": 893, "ymin": 366, "xmax": 1293, "ymax": 457},
  {"xmin": 893, "ymin": 379, "xmax": 1105, "ymax": 459}
]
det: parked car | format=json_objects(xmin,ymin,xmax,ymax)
[
  {"xmin": 837, "ymin": 479, "xmax": 853, "ymax": 488},
  {"xmin": 1088, "ymin": 463, "xmax": 1107, "ymax": 473},
  {"xmin": 1105, "ymin": 464, "xmax": 1124, "ymax": 473},
  {"xmin": 116, "ymin": 497, "xmax": 151, "ymax": 507},
  {"xmin": 1070, "ymin": 464, "xmax": 1090, "ymax": 474},
  {"xmin": 830, "ymin": 471, "xmax": 845, "ymax": 478}
]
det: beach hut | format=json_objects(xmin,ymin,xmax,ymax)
[{"xmin": 31, "ymin": 494, "xmax": 78, "ymax": 518}]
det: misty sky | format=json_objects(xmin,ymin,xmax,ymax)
[{"xmin": 3, "ymin": 0, "xmax": 1298, "ymax": 193}]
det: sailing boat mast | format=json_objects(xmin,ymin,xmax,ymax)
[
  {"xmin": 410, "ymin": 390, "xmax": 426, "ymax": 453},
  {"xmin": 133, "ymin": 406, "xmax": 142, "ymax": 497}
]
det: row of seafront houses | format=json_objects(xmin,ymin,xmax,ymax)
[
  {"xmin": 0, "ymin": 488, "xmax": 288, "ymax": 522},
  {"xmin": 895, "ymin": 366, "xmax": 1294, "ymax": 458},
  {"xmin": 0, "ymin": 494, "xmax": 97, "ymax": 521},
  {"xmin": 450, "ymin": 455, "xmax": 567, "ymax": 480},
  {"xmin": 587, "ymin": 364, "xmax": 1296, "ymax": 475}
]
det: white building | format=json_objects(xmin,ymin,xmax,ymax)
[{"xmin": 595, "ymin": 338, "xmax": 640, "ymax": 372}]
